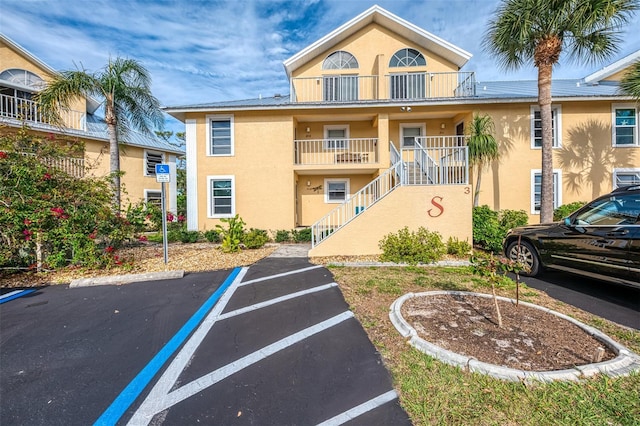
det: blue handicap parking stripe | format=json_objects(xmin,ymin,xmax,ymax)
[
  {"xmin": 94, "ymin": 267, "xmax": 242, "ymax": 426},
  {"xmin": 0, "ymin": 289, "xmax": 36, "ymax": 304}
]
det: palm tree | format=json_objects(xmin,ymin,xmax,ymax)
[
  {"xmin": 468, "ymin": 113, "xmax": 499, "ymax": 207},
  {"xmin": 620, "ymin": 60, "xmax": 640, "ymax": 100},
  {"xmin": 484, "ymin": 0, "xmax": 638, "ymax": 223},
  {"xmin": 36, "ymin": 57, "xmax": 164, "ymax": 210}
]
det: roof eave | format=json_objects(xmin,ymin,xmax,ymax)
[{"xmin": 583, "ymin": 49, "xmax": 640, "ymax": 84}]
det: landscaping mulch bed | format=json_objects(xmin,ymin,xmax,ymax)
[{"xmin": 401, "ymin": 293, "xmax": 616, "ymax": 371}]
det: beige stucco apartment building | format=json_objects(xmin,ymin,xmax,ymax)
[
  {"xmin": 165, "ymin": 5, "xmax": 639, "ymax": 256},
  {"xmin": 0, "ymin": 34, "xmax": 184, "ymax": 212}
]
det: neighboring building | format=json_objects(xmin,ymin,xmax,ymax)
[
  {"xmin": 0, "ymin": 34, "xmax": 183, "ymax": 212},
  {"xmin": 164, "ymin": 5, "xmax": 640, "ymax": 256}
]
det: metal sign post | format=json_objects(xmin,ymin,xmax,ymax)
[{"xmin": 155, "ymin": 164, "xmax": 171, "ymax": 265}]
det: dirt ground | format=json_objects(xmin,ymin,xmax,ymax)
[{"xmin": 401, "ymin": 293, "xmax": 615, "ymax": 371}]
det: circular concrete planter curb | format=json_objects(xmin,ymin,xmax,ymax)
[
  {"xmin": 389, "ymin": 290, "xmax": 640, "ymax": 383},
  {"xmin": 69, "ymin": 270, "xmax": 185, "ymax": 288}
]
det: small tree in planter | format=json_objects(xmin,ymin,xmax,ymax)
[{"xmin": 470, "ymin": 247, "xmax": 529, "ymax": 328}]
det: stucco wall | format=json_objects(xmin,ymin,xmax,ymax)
[{"xmin": 309, "ymin": 184, "xmax": 472, "ymax": 257}]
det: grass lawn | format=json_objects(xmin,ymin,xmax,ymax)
[{"xmin": 330, "ymin": 266, "xmax": 640, "ymax": 426}]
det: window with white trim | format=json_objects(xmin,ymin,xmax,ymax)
[
  {"xmin": 324, "ymin": 178, "xmax": 349, "ymax": 203},
  {"xmin": 389, "ymin": 48, "xmax": 426, "ymax": 67},
  {"xmin": 531, "ymin": 106, "xmax": 561, "ymax": 148},
  {"xmin": 400, "ymin": 124, "xmax": 425, "ymax": 148},
  {"xmin": 208, "ymin": 176, "xmax": 235, "ymax": 217},
  {"xmin": 207, "ymin": 115, "xmax": 234, "ymax": 156},
  {"xmin": 322, "ymin": 51, "xmax": 358, "ymax": 70},
  {"xmin": 145, "ymin": 190, "xmax": 162, "ymax": 207},
  {"xmin": 144, "ymin": 150, "xmax": 164, "ymax": 176},
  {"xmin": 531, "ymin": 169, "xmax": 562, "ymax": 214},
  {"xmin": 613, "ymin": 169, "xmax": 640, "ymax": 188},
  {"xmin": 324, "ymin": 125, "xmax": 349, "ymax": 150},
  {"xmin": 612, "ymin": 105, "xmax": 638, "ymax": 146}
]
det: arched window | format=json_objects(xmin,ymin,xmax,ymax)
[
  {"xmin": 0, "ymin": 68, "xmax": 45, "ymax": 88},
  {"xmin": 322, "ymin": 51, "xmax": 359, "ymax": 70},
  {"xmin": 389, "ymin": 48, "xmax": 426, "ymax": 67}
]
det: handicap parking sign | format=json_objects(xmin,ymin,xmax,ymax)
[{"xmin": 155, "ymin": 164, "xmax": 170, "ymax": 182}]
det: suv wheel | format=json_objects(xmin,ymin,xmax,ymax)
[{"xmin": 506, "ymin": 240, "xmax": 540, "ymax": 276}]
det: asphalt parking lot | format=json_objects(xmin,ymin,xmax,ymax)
[{"xmin": 0, "ymin": 255, "xmax": 409, "ymax": 425}]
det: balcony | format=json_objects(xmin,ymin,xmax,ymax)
[
  {"xmin": 294, "ymin": 138, "xmax": 378, "ymax": 166},
  {"xmin": 0, "ymin": 94, "xmax": 87, "ymax": 131},
  {"xmin": 290, "ymin": 72, "xmax": 475, "ymax": 103},
  {"xmin": 21, "ymin": 152, "xmax": 85, "ymax": 178}
]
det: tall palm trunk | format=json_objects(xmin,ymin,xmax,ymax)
[
  {"xmin": 105, "ymin": 103, "xmax": 121, "ymax": 210},
  {"xmin": 538, "ymin": 62, "xmax": 555, "ymax": 223},
  {"xmin": 474, "ymin": 166, "xmax": 483, "ymax": 207}
]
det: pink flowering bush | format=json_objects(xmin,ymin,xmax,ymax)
[{"xmin": 0, "ymin": 127, "xmax": 137, "ymax": 270}]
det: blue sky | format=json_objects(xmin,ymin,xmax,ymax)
[{"xmin": 3, "ymin": 0, "xmax": 639, "ymax": 133}]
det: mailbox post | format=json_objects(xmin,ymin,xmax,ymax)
[{"xmin": 155, "ymin": 164, "xmax": 171, "ymax": 264}]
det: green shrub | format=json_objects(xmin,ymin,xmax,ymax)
[
  {"xmin": 554, "ymin": 201, "xmax": 587, "ymax": 221},
  {"xmin": 274, "ymin": 229, "xmax": 291, "ymax": 243},
  {"xmin": 204, "ymin": 229, "xmax": 221, "ymax": 243},
  {"xmin": 216, "ymin": 214, "xmax": 245, "ymax": 253},
  {"xmin": 179, "ymin": 230, "xmax": 200, "ymax": 243},
  {"xmin": 446, "ymin": 237, "xmax": 472, "ymax": 257},
  {"xmin": 244, "ymin": 228, "xmax": 269, "ymax": 249},
  {"xmin": 292, "ymin": 227, "xmax": 312, "ymax": 242},
  {"xmin": 472, "ymin": 206, "xmax": 528, "ymax": 253},
  {"xmin": 379, "ymin": 226, "xmax": 446, "ymax": 265}
]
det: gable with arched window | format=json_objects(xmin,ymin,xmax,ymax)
[
  {"xmin": 322, "ymin": 51, "xmax": 359, "ymax": 102},
  {"xmin": 389, "ymin": 48, "xmax": 427, "ymax": 99},
  {"xmin": 0, "ymin": 69, "xmax": 46, "ymax": 120}
]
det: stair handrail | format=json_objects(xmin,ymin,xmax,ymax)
[
  {"xmin": 413, "ymin": 139, "xmax": 438, "ymax": 184},
  {"xmin": 311, "ymin": 162, "xmax": 403, "ymax": 247}
]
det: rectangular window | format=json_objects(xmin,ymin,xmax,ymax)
[
  {"xmin": 207, "ymin": 115, "xmax": 234, "ymax": 156},
  {"xmin": 390, "ymin": 73, "xmax": 425, "ymax": 99},
  {"xmin": 324, "ymin": 125, "xmax": 349, "ymax": 150},
  {"xmin": 208, "ymin": 176, "xmax": 235, "ymax": 217},
  {"xmin": 531, "ymin": 106, "xmax": 561, "ymax": 148},
  {"xmin": 612, "ymin": 106, "xmax": 638, "ymax": 146},
  {"xmin": 400, "ymin": 124, "xmax": 424, "ymax": 148},
  {"xmin": 325, "ymin": 178, "xmax": 349, "ymax": 203},
  {"xmin": 613, "ymin": 169, "xmax": 640, "ymax": 188},
  {"xmin": 145, "ymin": 190, "xmax": 162, "ymax": 207},
  {"xmin": 531, "ymin": 170, "xmax": 561, "ymax": 214},
  {"xmin": 144, "ymin": 151, "xmax": 164, "ymax": 176},
  {"xmin": 323, "ymin": 75, "xmax": 358, "ymax": 101}
]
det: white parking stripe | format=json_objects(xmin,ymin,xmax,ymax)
[
  {"xmin": 126, "ymin": 267, "xmax": 248, "ymax": 425},
  {"xmin": 315, "ymin": 390, "xmax": 399, "ymax": 426},
  {"xmin": 217, "ymin": 282, "xmax": 338, "ymax": 320},
  {"xmin": 157, "ymin": 311, "xmax": 354, "ymax": 414},
  {"xmin": 239, "ymin": 264, "xmax": 324, "ymax": 286},
  {"xmin": 127, "ymin": 265, "xmax": 344, "ymax": 425}
]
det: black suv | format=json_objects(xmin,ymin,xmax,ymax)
[{"xmin": 503, "ymin": 185, "xmax": 640, "ymax": 288}]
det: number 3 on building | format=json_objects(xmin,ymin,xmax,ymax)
[{"xmin": 464, "ymin": 187, "xmax": 470, "ymax": 194}]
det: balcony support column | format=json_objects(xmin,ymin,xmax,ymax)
[{"xmin": 377, "ymin": 113, "xmax": 389, "ymax": 172}]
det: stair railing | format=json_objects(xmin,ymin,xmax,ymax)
[{"xmin": 311, "ymin": 162, "xmax": 403, "ymax": 247}]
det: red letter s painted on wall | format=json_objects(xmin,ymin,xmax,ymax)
[{"xmin": 427, "ymin": 196, "xmax": 444, "ymax": 218}]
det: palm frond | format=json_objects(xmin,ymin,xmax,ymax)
[{"xmin": 620, "ymin": 60, "xmax": 640, "ymax": 101}]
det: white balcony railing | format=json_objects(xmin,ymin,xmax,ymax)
[
  {"xmin": 0, "ymin": 94, "xmax": 87, "ymax": 131},
  {"xmin": 294, "ymin": 138, "xmax": 378, "ymax": 165},
  {"xmin": 290, "ymin": 72, "xmax": 475, "ymax": 103},
  {"xmin": 291, "ymin": 76, "xmax": 378, "ymax": 103},
  {"xmin": 21, "ymin": 152, "xmax": 85, "ymax": 178},
  {"xmin": 387, "ymin": 72, "xmax": 476, "ymax": 99}
]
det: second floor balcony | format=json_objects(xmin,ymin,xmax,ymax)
[
  {"xmin": 294, "ymin": 138, "xmax": 378, "ymax": 166},
  {"xmin": 0, "ymin": 93, "xmax": 87, "ymax": 131},
  {"xmin": 290, "ymin": 71, "xmax": 475, "ymax": 103}
]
